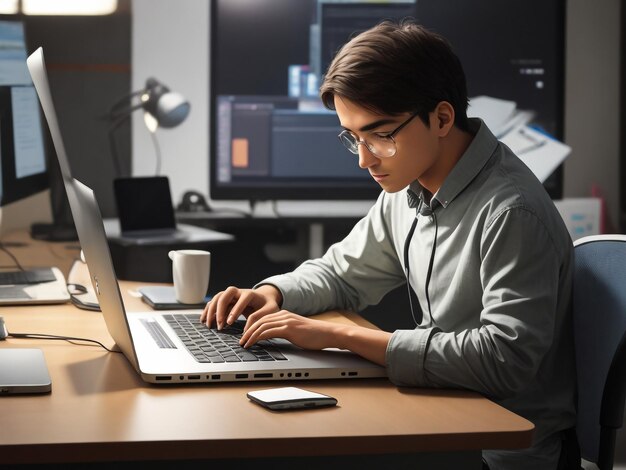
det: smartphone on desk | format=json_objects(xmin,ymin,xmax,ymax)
[{"xmin": 247, "ymin": 387, "xmax": 337, "ymax": 410}]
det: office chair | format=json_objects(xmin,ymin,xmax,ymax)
[{"xmin": 573, "ymin": 234, "xmax": 626, "ymax": 470}]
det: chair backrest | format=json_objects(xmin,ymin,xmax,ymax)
[{"xmin": 573, "ymin": 234, "xmax": 626, "ymax": 469}]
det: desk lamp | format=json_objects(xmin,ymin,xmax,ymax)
[{"xmin": 108, "ymin": 77, "xmax": 190, "ymax": 176}]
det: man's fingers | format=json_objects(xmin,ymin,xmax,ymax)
[
  {"xmin": 201, "ymin": 291, "xmax": 222, "ymax": 325},
  {"xmin": 214, "ymin": 287, "xmax": 242, "ymax": 329},
  {"xmin": 243, "ymin": 306, "xmax": 281, "ymax": 332},
  {"xmin": 225, "ymin": 290, "xmax": 256, "ymax": 325},
  {"xmin": 241, "ymin": 319, "xmax": 290, "ymax": 348},
  {"xmin": 201, "ymin": 287, "xmax": 281, "ymax": 331},
  {"xmin": 241, "ymin": 311, "xmax": 291, "ymax": 339},
  {"xmin": 200, "ymin": 302, "xmax": 210, "ymax": 322}
]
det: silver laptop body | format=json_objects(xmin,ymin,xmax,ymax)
[
  {"xmin": 27, "ymin": 47, "xmax": 387, "ymax": 384},
  {"xmin": 0, "ymin": 348, "xmax": 52, "ymax": 394}
]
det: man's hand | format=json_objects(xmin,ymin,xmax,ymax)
[
  {"xmin": 239, "ymin": 310, "xmax": 392, "ymax": 366},
  {"xmin": 239, "ymin": 311, "xmax": 342, "ymax": 350},
  {"xmin": 200, "ymin": 284, "xmax": 282, "ymax": 330}
]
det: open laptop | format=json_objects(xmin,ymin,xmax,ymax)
[
  {"xmin": 28, "ymin": 47, "xmax": 386, "ymax": 384},
  {"xmin": 113, "ymin": 175, "xmax": 189, "ymax": 244}
]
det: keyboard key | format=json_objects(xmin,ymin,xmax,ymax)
[
  {"xmin": 266, "ymin": 349, "xmax": 287, "ymax": 361},
  {"xmin": 238, "ymin": 352, "xmax": 259, "ymax": 362}
]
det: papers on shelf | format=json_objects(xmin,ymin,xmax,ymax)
[
  {"xmin": 467, "ymin": 95, "xmax": 521, "ymax": 138},
  {"xmin": 468, "ymin": 95, "xmax": 571, "ymax": 182},
  {"xmin": 500, "ymin": 126, "xmax": 571, "ymax": 183}
]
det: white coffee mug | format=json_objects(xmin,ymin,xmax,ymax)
[{"xmin": 168, "ymin": 249, "xmax": 211, "ymax": 304}]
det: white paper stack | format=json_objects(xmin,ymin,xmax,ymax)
[{"xmin": 468, "ymin": 95, "xmax": 571, "ymax": 183}]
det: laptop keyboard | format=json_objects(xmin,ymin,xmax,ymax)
[
  {"xmin": 0, "ymin": 268, "xmax": 56, "ymax": 285},
  {"xmin": 162, "ymin": 314, "xmax": 287, "ymax": 363}
]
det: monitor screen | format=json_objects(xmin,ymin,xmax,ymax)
[
  {"xmin": 209, "ymin": 0, "xmax": 565, "ymax": 201},
  {"xmin": 0, "ymin": 20, "xmax": 47, "ymax": 207}
]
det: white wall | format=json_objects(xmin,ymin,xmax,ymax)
[
  {"xmin": 563, "ymin": 0, "xmax": 622, "ymax": 229},
  {"xmin": 133, "ymin": 0, "xmax": 623, "ymax": 223},
  {"xmin": 131, "ymin": 0, "xmax": 209, "ymax": 206}
]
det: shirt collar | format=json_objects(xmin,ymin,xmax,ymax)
[
  {"xmin": 406, "ymin": 184, "xmax": 422, "ymax": 209},
  {"xmin": 405, "ymin": 118, "xmax": 498, "ymax": 210}
]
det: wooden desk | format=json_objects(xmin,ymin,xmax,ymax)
[{"xmin": 0, "ymin": 232, "xmax": 534, "ymax": 468}]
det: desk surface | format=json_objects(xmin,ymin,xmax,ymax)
[{"xmin": 0, "ymin": 231, "xmax": 534, "ymax": 465}]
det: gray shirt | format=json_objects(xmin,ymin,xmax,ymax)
[{"xmin": 260, "ymin": 119, "xmax": 576, "ymax": 468}]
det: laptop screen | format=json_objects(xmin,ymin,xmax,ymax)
[{"xmin": 113, "ymin": 176, "xmax": 176, "ymax": 232}]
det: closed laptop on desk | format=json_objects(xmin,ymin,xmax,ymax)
[
  {"xmin": 28, "ymin": 47, "xmax": 386, "ymax": 384},
  {"xmin": 0, "ymin": 349, "xmax": 51, "ymax": 394}
]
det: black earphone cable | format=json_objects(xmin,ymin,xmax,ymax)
[
  {"xmin": 404, "ymin": 213, "xmax": 421, "ymax": 326},
  {"xmin": 0, "ymin": 241, "xmax": 24, "ymax": 271},
  {"xmin": 424, "ymin": 211, "xmax": 438, "ymax": 318},
  {"xmin": 7, "ymin": 331, "xmax": 120, "ymax": 353},
  {"xmin": 403, "ymin": 200, "xmax": 438, "ymax": 327}
]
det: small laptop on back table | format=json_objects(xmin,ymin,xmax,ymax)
[{"xmin": 113, "ymin": 175, "xmax": 189, "ymax": 244}]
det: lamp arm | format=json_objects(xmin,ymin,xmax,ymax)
[
  {"xmin": 109, "ymin": 101, "xmax": 145, "ymax": 121},
  {"xmin": 108, "ymin": 89, "xmax": 145, "ymax": 120},
  {"xmin": 108, "ymin": 110, "xmax": 141, "ymax": 178}
]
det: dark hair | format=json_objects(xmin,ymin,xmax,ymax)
[{"xmin": 320, "ymin": 20, "xmax": 469, "ymax": 131}]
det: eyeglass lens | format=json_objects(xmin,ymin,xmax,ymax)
[{"xmin": 339, "ymin": 132, "xmax": 396, "ymax": 158}]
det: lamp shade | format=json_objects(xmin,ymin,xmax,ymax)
[
  {"xmin": 141, "ymin": 78, "xmax": 190, "ymax": 128},
  {"xmin": 108, "ymin": 76, "xmax": 190, "ymax": 177}
]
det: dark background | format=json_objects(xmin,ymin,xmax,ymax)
[{"xmin": 4, "ymin": 0, "xmax": 131, "ymax": 221}]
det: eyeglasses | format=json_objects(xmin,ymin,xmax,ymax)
[{"xmin": 338, "ymin": 112, "xmax": 419, "ymax": 158}]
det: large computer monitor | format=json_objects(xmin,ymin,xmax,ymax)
[
  {"xmin": 0, "ymin": 20, "xmax": 47, "ymax": 208},
  {"xmin": 209, "ymin": 0, "xmax": 565, "ymax": 202}
]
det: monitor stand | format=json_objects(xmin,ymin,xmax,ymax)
[
  {"xmin": 30, "ymin": 222, "xmax": 77, "ymax": 242},
  {"xmin": 30, "ymin": 153, "xmax": 78, "ymax": 242}
]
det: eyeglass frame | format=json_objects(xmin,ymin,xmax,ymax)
[{"xmin": 337, "ymin": 111, "xmax": 420, "ymax": 158}]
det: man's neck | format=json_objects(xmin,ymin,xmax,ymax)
[{"xmin": 418, "ymin": 126, "xmax": 475, "ymax": 196}]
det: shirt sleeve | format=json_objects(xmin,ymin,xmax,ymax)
[
  {"xmin": 257, "ymin": 193, "xmax": 406, "ymax": 315},
  {"xmin": 386, "ymin": 206, "xmax": 566, "ymax": 399}
]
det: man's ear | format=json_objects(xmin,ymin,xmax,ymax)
[{"xmin": 433, "ymin": 101, "xmax": 455, "ymax": 137}]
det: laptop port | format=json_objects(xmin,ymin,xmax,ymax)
[
  {"xmin": 253, "ymin": 373, "xmax": 273, "ymax": 378},
  {"xmin": 188, "ymin": 375, "xmax": 201, "ymax": 380},
  {"xmin": 211, "ymin": 375, "xmax": 221, "ymax": 380},
  {"xmin": 235, "ymin": 374, "xmax": 249, "ymax": 379},
  {"xmin": 155, "ymin": 376, "xmax": 172, "ymax": 381},
  {"xmin": 348, "ymin": 371, "xmax": 358, "ymax": 376}
]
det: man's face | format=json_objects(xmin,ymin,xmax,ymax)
[{"xmin": 334, "ymin": 96, "xmax": 441, "ymax": 193}]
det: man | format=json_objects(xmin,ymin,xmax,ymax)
[{"xmin": 201, "ymin": 21, "xmax": 578, "ymax": 469}]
